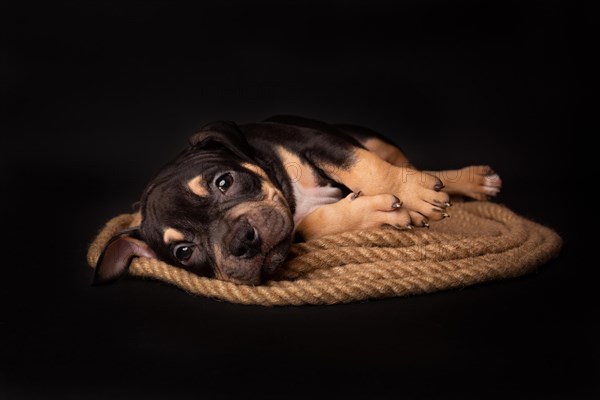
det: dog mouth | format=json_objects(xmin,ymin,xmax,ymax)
[
  {"xmin": 219, "ymin": 201, "xmax": 293, "ymax": 284},
  {"xmin": 252, "ymin": 206, "xmax": 293, "ymax": 273},
  {"xmin": 261, "ymin": 237, "xmax": 292, "ymax": 275}
]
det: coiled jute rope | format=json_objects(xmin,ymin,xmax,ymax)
[{"xmin": 87, "ymin": 202, "xmax": 562, "ymax": 306}]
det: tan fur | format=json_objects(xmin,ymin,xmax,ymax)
[
  {"xmin": 361, "ymin": 137, "xmax": 412, "ymax": 167},
  {"xmin": 275, "ymin": 147, "xmax": 320, "ymax": 188},
  {"xmin": 425, "ymin": 166, "xmax": 502, "ymax": 201},
  {"xmin": 311, "ymin": 147, "xmax": 450, "ymax": 223},
  {"xmin": 226, "ymin": 202, "xmax": 258, "ymax": 220},
  {"xmin": 163, "ymin": 227, "xmax": 185, "ymax": 244},
  {"xmin": 297, "ymin": 193, "xmax": 410, "ymax": 240},
  {"xmin": 130, "ymin": 212, "xmax": 142, "ymax": 227},
  {"xmin": 226, "ymin": 198, "xmax": 289, "ymax": 222},
  {"xmin": 187, "ymin": 175, "xmax": 209, "ymax": 197},
  {"xmin": 241, "ymin": 162, "xmax": 284, "ymax": 202},
  {"xmin": 359, "ymin": 139, "xmax": 502, "ymax": 202},
  {"xmin": 319, "ymin": 147, "xmax": 396, "ymax": 195},
  {"xmin": 296, "ymin": 202, "xmax": 348, "ymax": 240},
  {"xmin": 241, "ymin": 162, "xmax": 269, "ymax": 180}
]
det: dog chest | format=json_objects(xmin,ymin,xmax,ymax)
[{"xmin": 292, "ymin": 182, "xmax": 343, "ymax": 227}]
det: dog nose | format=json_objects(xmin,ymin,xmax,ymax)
[{"xmin": 229, "ymin": 221, "xmax": 261, "ymax": 258}]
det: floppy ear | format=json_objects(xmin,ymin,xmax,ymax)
[
  {"xmin": 189, "ymin": 120, "xmax": 254, "ymax": 162},
  {"xmin": 93, "ymin": 228, "xmax": 157, "ymax": 285}
]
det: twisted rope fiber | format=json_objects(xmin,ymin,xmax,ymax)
[{"xmin": 87, "ymin": 202, "xmax": 562, "ymax": 306}]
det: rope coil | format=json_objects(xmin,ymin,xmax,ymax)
[{"xmin": 87, "ymin": 202, "xmax": 562, "ymax": 306}]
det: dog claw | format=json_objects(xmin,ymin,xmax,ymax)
[
  {"xmin": 406, "ymin": 224, "xmax": 413, "ymax": 230},
  {"xmin": 442, "ymin": 213, "xmax": 450, "ymax": 218},
  {"xmin": 434, "ymin": 183, "xmax": 445, "ymax": 192},
  {"xmin": 422, "ymin": 220, "xmax": 429, "ymax": 228},
  {"xmin": 392, "ymin": 201, "xmax": 402, "ymax": 209},
  {"xmin": 445, "ymin": 201, "xmax": 452, "ymax": 207},
  {"xmin": 351, "ymin": 191, "xmax": 362, "ymax": 200}
]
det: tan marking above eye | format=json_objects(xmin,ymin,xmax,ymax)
[
  {"xmin": 187, "ymin": 175, "xmax": 209, "ymax": 197},
  {"xmin": 163, "ymin": 228, "xmax": 185, "ymax": 244},
  {"xmin": 241, "ymin": 162, "xmax": 283, "ymax": 202},
  {"xmin": 241, "ymin": 162, "xmax": 269, "ymax": 180}
]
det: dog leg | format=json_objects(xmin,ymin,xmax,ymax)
[
  {"xmin": 296, "ymin": 193, "xmax": 412, "ymax": 240},
  {"xmin": 349, "ymin": 137, "xmax": 500, "ymax": 223},
  {"xmin": 425, "ymin": 166, "xmax": 502, "ymax": 201},
  {"xmin": 341, "ymin": 137, "xmax": 432, "ymax": 227},
  {"xmin": 315, "ymin": 147, "xmax": 450, "ymax": 222}
]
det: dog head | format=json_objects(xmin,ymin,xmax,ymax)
[{"xmin": 94, "ymin": 121, "xmax": 294, "ymax": 285}]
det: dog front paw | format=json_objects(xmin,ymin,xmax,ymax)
[{"xmin": 391, "ymin": 167, "xmax": 451, "ymax": 222}]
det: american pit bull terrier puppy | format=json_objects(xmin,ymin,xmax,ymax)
[{"xmin": 94, "ymin": 115, "xmax": 501, "ymax": 285}]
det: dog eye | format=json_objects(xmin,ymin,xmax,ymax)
[
  {"xmin": 174, "ymin": 244, "xmax": 194, "ymax": 262},
  {"xmin": 215, "ymin": 173, "xmax": 234, "ymax": 193}
]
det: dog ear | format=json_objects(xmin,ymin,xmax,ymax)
[
  {"xmin": 93, "ymin": 228, "xmax": 156, "ymax": 285},
  {"xmin": 189, "ymin": 121, "xmax": 254, "ymax": 162}
]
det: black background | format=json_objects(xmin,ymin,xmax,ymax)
[{"xmin": 1, "ymin": 1, "xmax": 594, "ymax": 399}]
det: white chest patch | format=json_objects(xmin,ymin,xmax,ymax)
[{"xmin": 292, "ymin": 182, "xmax": 343, "ymax": 227}]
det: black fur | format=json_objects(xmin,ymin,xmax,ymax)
[{"xmin": 115, "ymin": 115, "xmax": 383, "ymax": 282}]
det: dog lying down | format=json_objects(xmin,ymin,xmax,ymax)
[{"xmin": 94, "ymin": 115, "xmax": 501, "ymax": 285}]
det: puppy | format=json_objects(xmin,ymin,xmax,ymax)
[{"xmin": 94, "ymin": 115, "xmax": 501, "ymax": 285}]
